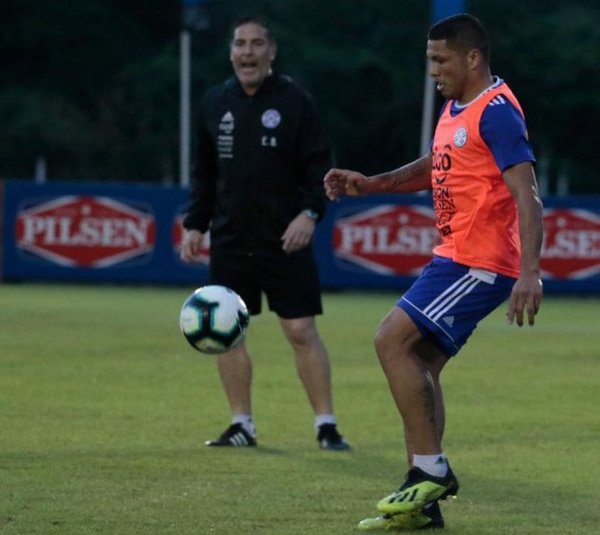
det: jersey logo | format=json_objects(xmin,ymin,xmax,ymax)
[
  {"xmin": 453, "ymin": 127, "xmax": 467, "ymax": 147},
  {"xmin": 442, "ymin": 316, "xmax": 455, "ymax": 327},
  {"xmin": 261, "ymin": 109, "xmax": 281, "ymax": 129},
  {"xmin": 489, "ymin": 95, "xmax": 507, "ymax": 106},
  {"xmin": 219, "ymin": 111, "xmax": 235, "ymax": 134}
]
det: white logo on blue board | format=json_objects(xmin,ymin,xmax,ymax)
[
  {"xmin": 261, "ymin": 109, "xmax": 281, "ymax": 129},
  {"xmin": 453, "ymin": 127, "xmax": 467, "ymax": 147}
]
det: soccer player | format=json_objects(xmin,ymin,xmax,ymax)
[
  {"xmin": 324, "ymin": 13, "xmax": 543, "ymax": 530},
  {"xmin": 180, "ymin": 15, "xmax": 349, "ymax": 451}
]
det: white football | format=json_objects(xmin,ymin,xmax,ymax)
[{"xmin": 179, "ymin": 285, "xmax": 249, "ymax": 354}]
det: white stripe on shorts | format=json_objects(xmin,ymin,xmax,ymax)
[{"xmin": 423, "ymin": 274, "xmax": 481, "ymax": 322}]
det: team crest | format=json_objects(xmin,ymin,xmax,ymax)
[
  {"xmin": 261, "ymin": 109, "xmax": 281, "ymax": 129},
  {"xmin": 453, "ymin": 127, "xmax": 467, "ymax": 147}
]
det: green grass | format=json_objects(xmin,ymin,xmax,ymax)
[{"xmin": 1, "ymin": 284, "xmax": 599, "ymax": 534}]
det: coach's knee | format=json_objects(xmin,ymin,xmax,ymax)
[{"xmin": 282, "ymin": 317, "xmax": 318, "ymax": 348}]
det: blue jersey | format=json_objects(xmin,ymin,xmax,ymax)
[{"xmin": 449, "ymin": 77, "xmax": 536, "ymax": 171}]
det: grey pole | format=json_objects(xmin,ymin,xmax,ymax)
[
  {"xmin": 419, "ymin": 74, "xmax": 435, "ymax": 156},
  {"xmin": 179, "ymin": 29, "xmax": 191, "ymax": 187}
]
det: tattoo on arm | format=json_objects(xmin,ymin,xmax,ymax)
[{"xmin": 368, "ymin": 155, "xmax": 432, "ymax": 194}]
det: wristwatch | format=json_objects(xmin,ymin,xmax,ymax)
[{"xmin": 301, "ymin": 209, "xmax": 319, "ymax": 221}]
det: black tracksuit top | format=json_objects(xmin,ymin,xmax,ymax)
[{"xmin": 183, "ymin": 73, "xmax": 332, "ymax": 253}]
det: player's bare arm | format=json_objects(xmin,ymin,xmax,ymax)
[
  {"xmin": 324, "ymin": 154, "xmax": 433, "ymax": 201},
  {"xmin": 503, "ymin": 162, "xmax": 544, "ymax": 327}
]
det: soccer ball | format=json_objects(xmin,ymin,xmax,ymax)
[{"xmin": 179, "ymin": 285, "xmax": 249, "ymax": 354}]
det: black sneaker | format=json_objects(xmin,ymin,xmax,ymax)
[
  {"xmin": 357, "ymin": 500, "xmax": 445, "ymax": 531},
  {"xmin": 205, "ymin": 423, "xmax": 257, "ymax": 447},
  {"xmin": 316, "ymin": 423, "xmax": 350, "ymax": 451},
  {"xmin": 377, "ymin": 466, "xmax": 459, "ymax": 514}
]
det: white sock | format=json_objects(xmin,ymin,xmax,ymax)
[
  {"xmin": 314, "ymin": 414, "xmax": 337, "ymax": 432},
  {"xmin": 232, "ymin": 415, "xmax": 256, "ymax": 437},
  {"xmin": 413, "ymin": 453, "xmax": 448, "ymax": 478}
]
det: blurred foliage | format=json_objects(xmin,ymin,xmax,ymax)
[{"xmin": 0, "ymin": 0, "xmax": 598, "ymax": 192}]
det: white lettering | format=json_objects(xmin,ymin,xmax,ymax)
[
  {"xmin": 22, "ymin": 217, "xmax": 46, "ymax": 243},
  {"xmin": 338, "ymin": 224, "xmax": 438, "ymax": 255},
  {"xmin": 542, "ymin": 230, "xmax": 600, "ymax": 259},
  {"xmin": 19, "ymin": 216, "xmax": 151, "ymax": 247},
  {"xmin": 339, "ymin": 225, "xmax": 367, "ymax": 251}
]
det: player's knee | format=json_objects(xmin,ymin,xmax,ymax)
[{"xmin": 374, "ymin": 317, "xmax": 417, "ymax": 367}]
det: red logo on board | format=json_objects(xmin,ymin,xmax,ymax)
[
  {"xmin": 172, "ymin": 214, "xmax": 211, "ymax": 265},
  {"xmin": 541, "ymin": 208, "xmax": 600, "ymax": 279},
  {"xmin": 333, "ymin": 205, "xmax": 440, "ymax": 275},
  {"xmin": 15, "ymin": 196, "xmax": 156, "ymax": 267}
]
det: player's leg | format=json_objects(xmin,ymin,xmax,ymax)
[
  {"xmin": 279, "ymin": 315, "xmax": 332, "ymax": 415},
  {"xmin": 404, "ymin": 339, "xmax": 448, "ymax": 466},
  {"xmin": 374, "ymin": 306, "xmax": 444, "ymax": 456},
  {"xmin": 216, "ymin": 342, "xmax": 253, "ymax": 417},
  {"xmin": 205, "ymin": 250, "xmax": 260, "ymax": 447},
  {"xmin": 262, "ymin": 248, "xmax": 349, "ymax": 450},
  {"xmin": 279, "ymin": 315, "xmax": 349, "ymax": 450},
  {"xmin": 373, "ymin": 259, "xmax": 464, "ymax": 513},
  {"xmin": 360, "ymin": 258, "xmax": 516, "ymax": 526},
  {"xmin": 358, "ymin": 306, "xmax": 457, "ymax": 520}
]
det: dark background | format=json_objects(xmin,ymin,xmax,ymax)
[{"xmin": 1, "ymin": 0, "xmax": 598, "ymax": 193}]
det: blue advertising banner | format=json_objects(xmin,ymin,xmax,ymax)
[
  {"xmin": 2, "ymin": 180, "xmax": 600, "ymax": 293},
  {"xmin": 1, "ymin": 180, "xmax": 207, "ymax": 285}
]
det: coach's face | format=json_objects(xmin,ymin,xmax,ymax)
[
  {"xmin": 427, "ymin": 39, "xmax": 472, "ymax": 103},
  {"xmin": 230, "ymin": 22, "xmax": 277, "ymax": 96}
]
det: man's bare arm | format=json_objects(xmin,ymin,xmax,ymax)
[
  {"xmin": 365, "ymin": 154, "xmax": 433, "ymax": 194},
  {"xmin": 503, "ymin": 162, "xmax": 544, "ymax": 326},
  {"xmin": 324, "ymin": 154, "xmax": 432, "ymax": 200}
]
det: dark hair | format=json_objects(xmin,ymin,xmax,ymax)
[
  {"xmin": 428, "ymin": 14, "xmax": 489, "ymax": 62},
  {"xmin": 231, "ymin": 14, "xmax": 275, "ymax": 43}
]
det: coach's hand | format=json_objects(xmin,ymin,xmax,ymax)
[
  {"xmin": 281, "ymin": 213, "xmax": 316, "ymax": 254},
  {"xmin": 180, "ymin": 229, "xmax": 206, "ymax": 263}
]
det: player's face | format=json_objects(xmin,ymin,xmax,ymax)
[
  {"xmin": 427, "ymin": 39, "xmax": 470, "ymax": 102},
  {"xmin": 230, "ymin": 22, "xmax": 276, "ymax": 95}
]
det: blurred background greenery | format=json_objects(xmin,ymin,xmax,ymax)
[{"xmin": 1, "ymin": 0, "xmax": 598, "ymax": 193}]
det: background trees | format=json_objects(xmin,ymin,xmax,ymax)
[{"xmin": 1, "ymin": 0, "xmax": 598, "ymax": 193}]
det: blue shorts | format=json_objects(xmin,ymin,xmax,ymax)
[{"xmin": 398, "ymin": 256, "xmax": 516, "ymax": 357}]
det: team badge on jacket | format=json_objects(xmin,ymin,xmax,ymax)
[
  {"xmin": 261, "ymin": 109, "xmax": 281, "ymax": 129},
  {"xmin": 453, "ymin": 127, "xmax": 467, "ymax": 147}
]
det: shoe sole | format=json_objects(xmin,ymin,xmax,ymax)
[
  {"xmin": 357, "ymin": 512, "xmax": 443, "ymax": 531},
  {"xmin": 377, "ymin": 479, "xmax": 459, "ymax": 514}
]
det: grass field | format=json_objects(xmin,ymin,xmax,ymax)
[{"xmin": 1, "ymin": 283, "xmax": 599, "ymax": 534}]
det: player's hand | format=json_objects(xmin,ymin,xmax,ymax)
[
  {"xmin": 323, "ymin": 168, "xmax": 368, "ymax": 200},
  {"xmin": 180, "ymin": 229, "xmax": 205, "ymax": 263},
  {"xmin": 281, "ymin": 213, "xmax": 316, "ymax": 254},
  {"xmin": 507, "ymin": 273, "xmax": 543, "ymax": 327}
]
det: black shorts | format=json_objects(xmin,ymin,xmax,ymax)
[{"xmin": 209, "ymin": 247, "xmax": 323, "ymax": 319}]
